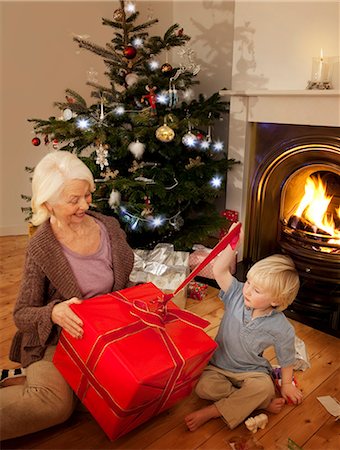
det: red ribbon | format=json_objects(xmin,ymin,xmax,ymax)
[
  {"xmin": 62, "ymin": 290, "xmax": 212, "ymax": 421},
  {"xmin": 173, "ymin": 222, "xmax": 241, "ymax": 295}
]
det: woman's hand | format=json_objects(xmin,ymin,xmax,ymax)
[{"xmin": 51, "ymin": 298, "xmax": 84, "ymax": 339}]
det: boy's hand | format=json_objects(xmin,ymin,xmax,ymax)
[
  {"xmin": 281, "ymin": 383, "xmax": 303, "ymax": 405},
  {"xmin": 228, "ymin": 222, "xmax": 243, "ymax": 250}
]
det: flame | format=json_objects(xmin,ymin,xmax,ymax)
[{"xmin": 294, "ymin": 176, "xmax": 339, "ymax": 240}]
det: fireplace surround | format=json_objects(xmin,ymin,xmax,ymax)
[{"xmin": 222, "ymin": 90, "xmax": 340, "ymax": 336}]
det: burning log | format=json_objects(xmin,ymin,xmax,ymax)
[{"xmin": 287, "ymin": 215, "xmax": 332, "ymax": 237}]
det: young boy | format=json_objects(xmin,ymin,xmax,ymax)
[{"xmin": 185, "ymin": 226, "xmax": 303, "ymax": 431}]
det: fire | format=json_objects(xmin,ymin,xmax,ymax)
[{"xmin": 294, "ymin": 176, "xmax": 340, "ymax": 241}]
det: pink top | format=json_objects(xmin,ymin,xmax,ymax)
[{"xmin": 61, "ymin": 219, "xmax": 114, "ymax": 298}]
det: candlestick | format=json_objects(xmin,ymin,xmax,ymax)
[{"xmin": 307, "ymin": 49, "xmax": 333, "ymax": 90}]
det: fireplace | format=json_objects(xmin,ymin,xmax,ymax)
[
  {"xmin": 222, "ymin": 90, "xmax": 340, "ymax": 337},
  {"xmin": 245, "ymin": 123, "xmax": 340, "ymax": 337}
]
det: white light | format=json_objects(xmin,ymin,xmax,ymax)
[
  {"xmin": 149, "ymin": 60, "xmax": 160, "ymax": 70},
  {"xmin": 213, "ymin": 140, "xmax": 224, "ymax": 152},
  {"xmin": 210, "ymin": 176, "xmax": 223, "ymax": 188},
  {"xmin": 132, "ymin": 37, "xmax": 143, "ymax": 48},
  {"xmin": 152, "ymin": 216, "xmax": 164, "ymax": 227},
  {"xmin": 200, "ymin": 140, "xmax": 210, "ymax": 150},
  {"xmin": 114, "ymin": 106, "xmax": 125, "ymax": 115},
  {"xmin": 120, "ymin": 206, "xmax": 127, "ymax": 214},
  {"xmin": 76, "ymin": 118, "xmax": 90, "ymax": 129},
  {"xmin": 182, "ymin": 134, "xmax": 197, "ymax": 147},
  {"xmin": 125, "ymin": 2, "xmax": 136, "ymax": 13},
  {"xmin": 131, "ymin": 218, "xmax": 139, "ymax": 230},
  {"xmin": 156, "ymin": 92, "xmax": 169, "ymax": 105}
]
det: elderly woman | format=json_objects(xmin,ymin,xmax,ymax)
[{"xmin": 0, "ymin": 151, "xmax": 134, "ymax": 440}]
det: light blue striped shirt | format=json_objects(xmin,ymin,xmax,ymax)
[{"xmin": 210, "ymin": 277, "xmax": 295, "ymax": 374}]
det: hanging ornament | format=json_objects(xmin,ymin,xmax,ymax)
[
  {"xmin": 108, "ymin": 189, "xmax": 121, "ymax": 209},
  {"xmin": 185, "ymin": 157, "xmax": 204, "ymax": 170},
  {"xmin": 155, "ymin": 122, "xmax": 175, "ymax": 142},
  {"xmin": 161, "ymin": 63, "xmax": 173, "ymax": 75},
  {"xmin": 31, "ymin": 137, "xmax": 41, "ymax": 146},
  {"xmin": 95, "ymin": 143, "xmax": 109, "ymax": 170},
  {"xmin": 52, "ymin": 138, "xmax": 59, "ymax": 149},
  {"xmin": 128, "ymin": 140, "xmax": 145, "ymax": 159},
  {"xmin": 63, "ymin": 108, "xmax": 73, "ymax": 121},
  {"xmin": 113, "ymin": 8, "xmax": 124, "ymax": 21},
  {"xmin": 182, "ymin": 119, "xmax": 197, "ymax": 147},
  {"xmin": 141, "ymin": 85, "xmax": 157, "ymax": 114},
  {"xmin": 123, "ymin": 45, "xmax": 137, "ymax": 60},
  {"xmin": 168, "ymin": 79, "xmax": 178, "ymax": 108},
  {"xmin": 142, "ymin": 196, "xmax": 154, "ymax": 218},
  {"xmin": 169, "ymin": 214, "xmax": 184, "ymax": 231},
  {"xmin": 125, "ymin": 72, "xmax": 139, "ymax": 86},
  {"xmin": 66, "ymin": 95, "xmax": 76, "ymax": 104},
  {"xmin": 100, "ymin": 168, "xmax": 119, "ymax": 181},
  {"xmin": 182, "ymin": 132, "xmax": 197, "ymax": 147},
  {"xmin": 44, "ymin": 134, "xmax": 49, "ymax": 145}
]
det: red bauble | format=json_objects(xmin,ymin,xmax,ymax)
[
  {"xmin": 32, "ymin": 137, "xmax": 41, "ymax": 146},
  {"xmin": 123, "ymin": 45, "xmax": 137, "ymax": 60}
]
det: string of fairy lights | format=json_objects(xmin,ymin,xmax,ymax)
[{"xmin": 34, "ymin": 0, "xmax": 226, "ymax": 232}]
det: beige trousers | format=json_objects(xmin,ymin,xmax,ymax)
[
  {"xmin": 195, "ymin": 364, "xmax": 275, "ymax": 429},
  {"xmin": 0, "ymin": 346, "xmax": 76, "ymax": 441}
]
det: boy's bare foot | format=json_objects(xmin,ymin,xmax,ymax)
[
  {"xmin": 185, "ymin": 404, "xmax": 220, "ymax": 431},
  {"xmin": 265, "ymin": 397, "xmax": 285, "ymax": 414}
]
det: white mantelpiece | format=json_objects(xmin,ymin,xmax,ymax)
[
  {"xmin": 220, "ymin": 90, "xmax": 340, "ymax": 127},
  {"xmin": 221, "ymin": 89, "xmax": 340, "ymax": 258}
]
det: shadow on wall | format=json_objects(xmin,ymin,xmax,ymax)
[
  {"xmin": 189, "ymin": 1, "xmax": 234, "ymax": 92},
  {"xmin": 233, "ymin": 21, "xmax": 269, "ymax": 90},
  {"xmin": 174, "ymin": 1, "xmax": 236, "ymax": 215}
]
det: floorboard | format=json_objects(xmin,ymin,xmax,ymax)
[{"xmin": 1, "ymin": 235, "xmax": 339, "ymax": 449}]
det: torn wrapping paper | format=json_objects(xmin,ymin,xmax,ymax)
[
  {"xmin": 294, "ymin": 336, "xmax": 311, "ymax": 371},
  {"xmin": 189, "ymin": 245, "xmax": 215, "ymax": 279},
  {"xmin": 317, "ymin": 396, "xmax": 340, "ymax": 420},
  {"xmin": 129, "ymin": 244, "xmax": 190, "ymax": 308}
]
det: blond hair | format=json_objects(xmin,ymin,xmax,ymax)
[
  {"xmin": 247, "ymin": 254, "xmax": 300, "ymax": 311},
  {"xmin": 31, "ymin": 151, "xmax": 95, "ymax": 226}
]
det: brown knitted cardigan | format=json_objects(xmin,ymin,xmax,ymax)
[{"xmin": 9, "ymin": 211, "xmax": 134, "ymax": 368}]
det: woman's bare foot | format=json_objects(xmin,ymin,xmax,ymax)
[
  {"xmin": 185, "ymin": 404, "xmax": 220, "ymax": 431},
  {"xmin": 265, "ymin": 397, "xmax": 286, "ymax": 414}
]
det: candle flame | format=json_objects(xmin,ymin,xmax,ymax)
[{"xmin": 320, "ymin": 48, "xmax": 324, "ymax": 61}]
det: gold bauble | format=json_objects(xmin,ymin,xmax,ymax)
[
  {"xmin": 155, "ymin": 124, "xmax": 175, "ymax": 142},
  {"xmin": 113, "ymin": 8, "xmax": 124, "ymax": 21}
]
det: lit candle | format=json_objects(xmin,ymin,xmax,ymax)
[{"xmin": 317, "ymin": 48, "xmax": 324, "ymax": 82}]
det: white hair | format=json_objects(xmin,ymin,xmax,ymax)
[{"xmin": 31, "ymin": 151, "xmax": 95, "ymax": 226}]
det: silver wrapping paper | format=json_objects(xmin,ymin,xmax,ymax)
[{"xmin": 129, "ymin": 243, "xmax": 190, "ymax": 292}]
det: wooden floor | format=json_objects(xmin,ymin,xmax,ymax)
[{"xmin": 1, "ymin": 235, "xmax": 339, "ymax": 450}]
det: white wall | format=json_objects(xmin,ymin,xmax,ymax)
[
  {"xmin": 231, "ymin": 0, "xmax": 339, "ymax": 90},
  {"xmin": 0, "ymin": 0, "xmax": 234, "ymax": 236}
]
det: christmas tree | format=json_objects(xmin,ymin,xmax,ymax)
[{"xmin": 26, "ymin": 0, "xmax": 238, "ymax": 250}]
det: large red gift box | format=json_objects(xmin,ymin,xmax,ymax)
[
  {"xmin": 53, "ymin": 223, "xmax": 241, "ymax": 441},
  {"xmin": 53, "ymin": 283, "xmax": 217, "ymax": 441}
]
